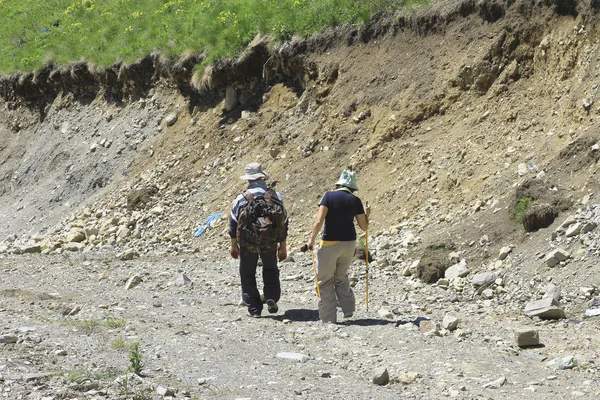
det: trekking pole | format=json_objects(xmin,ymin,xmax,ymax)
[
  {"xmin": 311, "ymin": 248, "xmax": 321, "ymax": 300},
  {"xmin": 301, "ymin": 244, "xmax": 321, "ymax": 300},
  {"xmin": 365, "ymin": 201, "xmax": 370, "ymax": 312},
  {"xmin": 365, "ymin": 228, "xmax": 369, "ymax": 312}
]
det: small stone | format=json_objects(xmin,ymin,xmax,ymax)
[
  {"xmin": 377, "ymin": 308, "xmax": 394, "ymax": 319},
  {"xmin": 515, "ymin": 329, "xmax": 540, "ymax": 347},
  {"xmin": 442, "ymin": 315, "xmax": 459, "ymax": 331},
  {"xmin": 498, "ymin": 246, "xmax": 512, "ymax": 260},
  {"xmin": 557, "ymin": 215, "xmax": 576, "ymax": 231},
  {"xmin": 118, "ymin": 249, "xmax": 138, "ymax": 261},
  {"xmin": 63, "ymin": 242, "xmax": 85, "ymax": 252},
  {"xmin": 544, "ymin": 248, "xmax": 570, "ymax": 267},
  {"xmin": 547, "ymin": 355, "xmax": 575, "ymax": 370},
  {"xmin": 0, "ymin": 335, "xmax": 18, "ymax": 344},
  {"xmin": 483, "ymin": 376, "xmax": 506, "ymax": 389},
  {"xmin": 150, "ymin": 206, "xmax": 164, "ymax": 215},
  {"xmin": 419, "ymin": 320, "xmax": 440, "ymax": 333},
  {"xmin": 64, "ymin": 305, "xmax": 81, "ymax": 316},
  {"xmin": 472, "ymin": 272, "xmax": 496, "ymax": 288},
  {"xmin": 125, "ymin": 275, "xmax": 143, "ymax": 290},
  {"xmin": 164, "ymin": 113, "xmax": 178, "ymax": 127},
  {"xmin": 581, "ymin": 221, "xmax": 597, "ymax": 233},
  {"xmin": 584, "ymin": 309, "xmax": 600, "ymax": 317},
  {"xmin": 565, "ymin": 223, "xmax": 582, "ymax": 237},
  {"xmin": 371, "ymin": 367, "xmax": 389, "ymax": 385},
  {"xmin": 398, "ymin": 371, "xmax": 419, "ymax": 385},
  {"xmin": 269, "ymin": 148, "xmax": 281, "ymax": 159},
  {"xmin": 276, "ymin": 352, "xmax": 309, "ymax": 363},
  {"xmin": 174, "ymin": 273, "xmax": 192, "ymax": 287},
  {"xmin": 156, "ymin": 385, "xmax": 176, "ymax": 396},
  {"xmin": 20, "ymin": 244, "xmax": 42, "ymax": 254}
]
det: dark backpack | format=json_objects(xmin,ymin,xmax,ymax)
[{"xmin": 236, "ymin": 184, "xmax": 286, "ymax": 253}]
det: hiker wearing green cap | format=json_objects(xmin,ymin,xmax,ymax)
[{"xmin": 306, "ymin": 169, "xmax": 370, "ymax": 323}]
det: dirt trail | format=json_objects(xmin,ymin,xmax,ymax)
[{"xmin": 1, "ymin": 253, "xmax": 599, "ymax": 399}]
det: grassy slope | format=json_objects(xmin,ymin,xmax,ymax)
[{"xmin": 0, "ymin": 0, "xmax": 428, "ymax": 75}]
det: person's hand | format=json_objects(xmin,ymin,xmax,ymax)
[
  {"xmin": 278, "ymin": 246, "xmax": 287, "ymax": 262},
  {"xmin": 302, "ymin": 242, "xmax": 314, "ymax": 252},
  {"xmin": 230, "ymin": 245, "xmax": 239, "ymax": 259}
]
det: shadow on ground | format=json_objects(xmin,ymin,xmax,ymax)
[
  {"xmin": 340, "ymin": 318, "xmax": 398, "ymax": 326},
  {"xmin": 267, "ymin": 309, "xmax": 435, "ymax": 327},
  {"xmin": 270, "ymin": 308, "xmax": 320, "ymax": 322}
]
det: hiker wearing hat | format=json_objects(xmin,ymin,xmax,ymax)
[
  {"xmin": 306, "ymin": 169, "xmax": 370, "ymax": 323},
  {"xmin": 228, "ymin": 163, "xmax": 288, "ymax": 317}
]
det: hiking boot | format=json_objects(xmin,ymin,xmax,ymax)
[
  {"xmin": 343, "ymin": 312, "xmax": 353, "ymax": 318},
  {"xmin": 247, "ymin": 311, "xmax": 261, "ymax": 318},
  {"xmin": 266, "ymin": 299, "xmax": 278, "ymax": 314}
]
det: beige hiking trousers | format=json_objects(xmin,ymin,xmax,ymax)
[{"xmin": 316, "ymin": 240, "xmax": 356, "ymax": 323}]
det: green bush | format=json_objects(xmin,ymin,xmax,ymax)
[
  {"xmin": 0, "ymin": 0, "xmax": 429, "ymax": 74},
  {"xmin": 128, "ymin": 342, "xmax": 144, "ymax": 375},
  {"xmin": 514, "ymin": 196, "xmax": 533, "ymax": 224}
]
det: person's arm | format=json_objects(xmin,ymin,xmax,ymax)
[
  {"xmin": 307, "ymin": 205, "xmax": 328, "ymax": 249},
  {"xmin": 355, "ymin": 202, "xmax": 371, "ymax": 232},
  {"xmin": 275, "ymin": 192, "xmax": 288, "ymax": 261},
  {"xmin": 277, "ymin": 240, "xmax": 287, "ymax": 262},
  {"xmin": 230, "ymin": 238, "xmax": 239, "ymax": 259},
  {"xmin": 228, "ymin": 197, "xmax": 241, "ymax": 259}
]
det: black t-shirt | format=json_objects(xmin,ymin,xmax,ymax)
[{"xmin": 319, "ymin": 189, "xmax": 365, "ymax": 241}]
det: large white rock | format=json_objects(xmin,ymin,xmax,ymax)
[
  {"xmin": 445, "ymin": 260, "xmax": 469, "ymax": 280},
  {"xmin": 524, "ymin": 297, "xmax": 565, "ymax": 319},
  {"xmin": 66, "ymin": 228, "xmax": 86, "ymax": 243}
]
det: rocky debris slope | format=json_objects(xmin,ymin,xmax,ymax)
[{"xmin": 1, "ymin": 0, "xmax": 600, "ymax": 258}]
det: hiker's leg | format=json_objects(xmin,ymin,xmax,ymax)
[
  {"xmin": 334, "ymin": 241, "xmax": 356, "ymax": 316},
  {"xmin": 260, "ymin": 250, "xmax": 280, "ymax": 303},
  {"xmin": 239, "ymin": 247, "xmax": 262, "ymax": 315},
  {"xmin": 316, "ymin": 244, "xmax": 339, "ymax": 323}
]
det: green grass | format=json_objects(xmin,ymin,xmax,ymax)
[
  {"xmin": 67, "ymin": 369, "xmax": 92, "ymax": 384},
  {"xmin": 0, "ymin": 0, "xmax": 429, "ymax": 75},
  {"xmin": 63, "ymin": 316, "xmax": 125, "ymax": 335},
  {"xmin": 105, "ymin": 317, "xmax": 126, "ymax": 328},
  {"xmin": 68, "ymin": 318, "xmax": 101, "ymax": 335},
  {"xmin": 112, "ymin": 337, "xmax": 127, "ymax": 349},
  {"xmin": 67, "ymin": 368, "xmax": 118, "ymax": 384},
  {"xmin": 514, "ymin": 196, "xmax": 533, "ymax": 224}
]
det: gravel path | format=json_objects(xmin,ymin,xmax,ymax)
[{"xmin": 1, "ymin": 252, "xmax": 599, "ymax": 399}]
